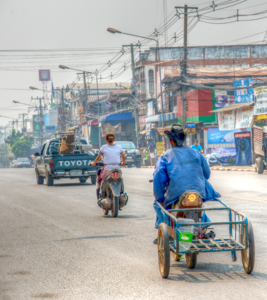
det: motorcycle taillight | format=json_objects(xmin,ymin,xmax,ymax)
[{"xmin": 112, "ymin": 172, "xmax": 119, "ymax": 180}]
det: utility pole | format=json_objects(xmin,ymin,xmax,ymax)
[
  {"xmin": 175, "ymin": 5, "xmax": 198, "ymax": 128},
  {"xmin": 39, "ymin": 97, "xmax": 44, "ymax": 145},
  {"xmin": 82, "ymin": 71, "xmax": 88, "ymax": 121},
  {"xmin": 130, "ymin": 44, "xmax": 140, "ymax": 148},
  {"xmin": 96, "ymin": 70, "xmax": 101, "ymax": 149},
  {"xmin": 4, "ymin": 127, "xmax": 7, "ymax": 167},
  {"xmin": 21, "ymin": 113, "xmax": 27, "ymax": 135},
  {"xmin": 61, "ymin": 87, "xmax": 65, "ymax": 133}
]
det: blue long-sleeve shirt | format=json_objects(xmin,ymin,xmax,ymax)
[{"xmin": 153, "ymin": 145, "xmax": 211, "ymax": 208}]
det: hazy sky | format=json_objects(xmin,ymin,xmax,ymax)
[{"xmin": 0, "ymin": 0, "xmax": 267, "ymax": 126}]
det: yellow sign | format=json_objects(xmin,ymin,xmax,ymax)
[
  {"xmin": 253, "ymin": 114, "xmax": 267, "ymax": 121},
  {"xmin": 156, "ymin": 142, "xmax": 165, "ymax": 159},
  {"xmin": 187, "ymin": 128, "xmax": 196, "ymax": 135}
]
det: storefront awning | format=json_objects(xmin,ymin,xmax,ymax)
[
  {"xmin": 99, "ymin": 112, "xmax": 135, "ymax": 123},
  {"xmin": 145, "ymin": 113, "xmax": 177, "ymax": 123},
  {"xmin": 211, "ymin": 102, "xmax": 254, "ymax": 113},
  {"xmin": 88, "ymin": 119, "xmax": 98, "ymax": 126}
]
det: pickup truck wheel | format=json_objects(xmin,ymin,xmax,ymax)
[
  {"xmin": 46, "ymin": 170, "xmax": 54, "ymax": 186},
  {"xmin": 35, "ymin": 169, "xmax": 44, "ymax": 185},
  {"xmin": 91, "ymin": 175, "xmax": 96, "ymax": 185},
  {"xmin": 79, "ymin": 178, "xmax": 87, "ymax": 184}
]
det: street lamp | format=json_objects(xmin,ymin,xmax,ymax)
[
  {"xmin": 58, "ymin": 64, "xmax": 101, "ymax": 148},
  {"xmin": 12, "ymin": 100, "xmax": 34, "ymax": 106},
  {"xmin": 107, "ymin": 28, "xmax": 165, "ymax": 129}
]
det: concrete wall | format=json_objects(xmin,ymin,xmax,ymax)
[{"xmin": 139, "ymin": 44, "xmax": 267, "ymax": 67}]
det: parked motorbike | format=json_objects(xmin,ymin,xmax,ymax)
[{"xmin": 96, "ymin": 162, "xmax": 128, "ymax": 217}]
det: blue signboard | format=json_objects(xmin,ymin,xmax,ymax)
[
  {"xmin": 233, "ymin": 78, "xmax": 254, "ymax": 103},
  {"xmin": 234, "ymin": 131, "xmax": 252, "ymax": 165},
  {"xmin": 208, "ymin": 128, "xmax": 251, "ymax": 144},
  {"xmin": 187, "ymin": 123, "xmax": 195, "ymax": 128}
]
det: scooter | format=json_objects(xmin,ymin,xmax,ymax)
[{"xmin": 96, "ymin": 162, "xmax": 128, "ymax": 217}]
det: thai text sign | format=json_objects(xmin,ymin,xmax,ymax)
[
  {"xmin": 218, "ymin": 111, "xmax": 235, "ymax": 130},
  {"xmin": 33, "ymin": 115, "xmax": 41, "ymax": 138},
  {"xmin": 254, "ymin": 86, "xmax": 267, "ymax": 115},
  {"xmin": 234, "ymin": 78, "xmax": 254, "ymax": 103},
  {"xmin": 235, "ymin": 107, "xmax": 254, "ymax": 129},
  {"xmin": 156, "ymin": 142, "xmax": 164, "ymax": 158}
]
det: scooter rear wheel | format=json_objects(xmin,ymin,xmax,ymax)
[{"xmin": 111, "ymin": 195, "xmax": 119, "ymax": 217}]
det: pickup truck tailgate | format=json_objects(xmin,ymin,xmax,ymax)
[{"xmin": 52, "ymin": 155, "xmax": 95, "ymax": 170}]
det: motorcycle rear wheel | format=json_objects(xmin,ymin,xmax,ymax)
[
  {"xmin": 111, "ymin": 195, "xmax": 119, "ymax": 217},
  {"xmin": 103, "ymin": 209, "xmax": 109, "ymax": 216}
]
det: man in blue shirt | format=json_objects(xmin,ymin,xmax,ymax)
[
  {"xmin": 153, "ymin": 124, "xmax": 219, "ymax": 244},
  {"xmin": 191, "ymin": 139, "xmax": 203, "ymax": 153}
]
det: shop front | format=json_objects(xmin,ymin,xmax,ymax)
[
  {"xmin": 88, "ymin": 119, "xmax": 100, "ymax": 149},
  {"xmin": 98, "ymin": 111, "xmax": 136, "ymax": 144}
]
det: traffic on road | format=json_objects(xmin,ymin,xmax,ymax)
[{"xmin": 1, "ymin": 1, "xmax": 267, "ymax": 299}]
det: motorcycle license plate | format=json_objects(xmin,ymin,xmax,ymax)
[{"xmin": 70, "ymin": 170, "xmax": 82, "ymax": 176}]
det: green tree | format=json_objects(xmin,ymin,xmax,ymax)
[
  {"xmin": 11, "ymin": 136, "xmax": 34, "ymax": 158},
  {"xmin": 0, "ymin": 144, "xmax": 11, "ymax": 167},
  {"xmin": 5, "ymin": 129, "xmax": 23, "ymax": 147}
]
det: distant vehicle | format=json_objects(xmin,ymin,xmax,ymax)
[
  {"xmin": 114, "ymin": 141, "xmax": 142, "ymax": 168},
  {"xmin": 15, "ymin": 157, "xmax": 31, "ymax": 168},
  {"xmin": 11, "ymin": 160, "xmax": 18, "ymax": 168},
  {"xmin": 35, "ymin": 138, "xmax": 98, "ymax": 186}
]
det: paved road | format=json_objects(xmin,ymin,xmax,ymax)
[{"xmin": 0, "ymin": 168, "xmax": 267, "ymax": 300}]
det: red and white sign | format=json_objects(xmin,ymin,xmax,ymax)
[
  {"xmin": 139, "ymin": 115, "xmax": 146, "ymax": 130},
  {"xmin": 39, "ymin": 70, "xmax": 50, "ymax": 81}
]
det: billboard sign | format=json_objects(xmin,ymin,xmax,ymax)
[
  {"xmin": 208, "ymin": 128, "xmax": 251, "ymax": 144},
  {"xmin": 156, "ymin": 142, "xmax": 164, "ymax": 159},
  {"xmin": 235, "ymin": 107, "xmax": 254, "ymax": 129},
  {"xmin": 218, "ymin": 110, "xmax": 235, "ymax": 130},
  {"xmin": 33, "ymin": 115, "xmax": 40, "ymax": 137},
  {"xmin": 206, "ymin": 147, "xmax": 236, "ymax": 166},
  {"xmin": 39, "ymin": 70, "xmax": 50, "ymax": 81},
  {"xmin": 233, "ymin": 78, "xmax": 254, "ymax": 103},
  {"xmin": 254, "ymin": 86, "xmax": 267, "ymax": 115},
  {"xmin": 139, "ymin": 115, "xmax": 146, "ymax": 129},
  {"xmin": 234, "ymin": 131, "xmax": 252, "ymax": 165}
]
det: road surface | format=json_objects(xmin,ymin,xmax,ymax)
[{"xmin": 0, "ymin": 168, "xmax": 267, "ymax": 300}]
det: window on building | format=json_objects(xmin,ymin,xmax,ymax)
[{"xmin": 148, "ymin": 69, "xmax": 155, "ymax": 95}]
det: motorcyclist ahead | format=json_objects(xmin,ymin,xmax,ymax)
[
  {"xmin": 153, "ymin": 124, "xmax": 220, "ymax": 244},
  {"xmin": 91, "ymin": 132, "xmax": 126, "ymax": 198},
  {"xmin": 191, "ymin": 139, "xmax": 204, "ymax": 154}
]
